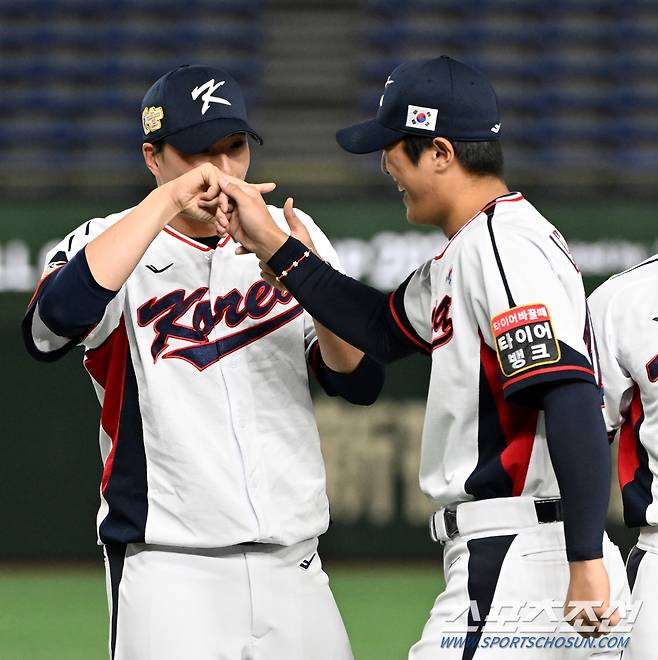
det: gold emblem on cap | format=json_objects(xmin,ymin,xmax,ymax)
[{"xmin": 142, "ymin": 106, "xmax": 164, "ymax": 135}]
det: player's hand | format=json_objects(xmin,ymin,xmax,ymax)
[
  {"xmin": 259, "ymin": 261, "xmax": 287, "ymax": 292},
  {"xmin": 215, "ymin": 173, "xmax": 288, "ymax": 261},
  {"xmin": 162, "ymin": 164, "xmax": 275, "ymax": 232},
  {"xmin": 160, "ymin": 163, "xmax": 223, "ymax": 228},
  {"xmin": 237, "ymin": 195, "xmax": 318, "ymax": 252},
  {"xmin": 255, "ymin": 197, "xmax": 319, "ymax": 288},
  {"xmin": 564, "ymin": 559, "xmax": 620, "ymax": 637},
  {"xmin": 281, "ymin": 196, "xmax": 318, "ymax": 253}
]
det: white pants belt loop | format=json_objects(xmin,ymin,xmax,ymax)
[{"xmin": 429, "ymin": 496, "xmax": 561, "ymax": 543}]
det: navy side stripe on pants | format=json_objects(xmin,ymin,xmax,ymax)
[
  {"xmin": 626, "ymin": 545, "xmax": 646, "ymax": 592},
  {"xmin": 463, "ymin": 534, "xmax": 517, "ymax": 660},
  {"xmin": 106, "ymin": 543, "xmax": 127, "ymax": 659}
]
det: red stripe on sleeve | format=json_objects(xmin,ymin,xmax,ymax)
[
  {"xmin": 502, "ymin": 365, "xmax": 595, "ymax": 390},
  {"xmin": 309, "ymin": 340, "xmax": 321, "ymax": 374},
  {"xmin": 388, "ymin": 291, "xmax": 431, "ymax": 354},
  {"xmin": 618, "ymin": 385, "xmax": 643, "ymax": 490},
  {"xmin": 27, "ymin": 265, "xmax": 65, "ymax": 309},
  {"xmin": 84, "ymin": 317, "xmax": 129, "ymax": 494},
  {"xmin": 481, "ymin": 339, "xmax": 537, "ymax": 496}
]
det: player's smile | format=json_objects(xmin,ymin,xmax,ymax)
[
  {"xmin": 382, "ymin": 141, "xmax": 437, "ymax": 225},
  {"xmin": 381, "ymin": 145, "xmax": 408, "ymax": 200}
]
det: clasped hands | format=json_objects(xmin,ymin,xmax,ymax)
[{"xmin": 177, "ymin": 162, "xmax": 315, "ymax": 290}]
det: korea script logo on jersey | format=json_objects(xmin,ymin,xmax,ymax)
[
  {"xmin": 431, "ymin": 295, "xmax": 453, "ymax": 349},
  {"xmin": 137, "ymin": 281, "xmax": 301, "ymax": 371},
  {"xmin": 491, "ymin": 303, "xmax": 560, "ymax": 377}
]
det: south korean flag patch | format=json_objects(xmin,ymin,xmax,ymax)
[
  {"xmin": 491, "ymin": 304, "xmax": 560, "ymax": 377},
  {"xmin": 406, "ymin": 105, "xmax": 437, "ymax": 131}
]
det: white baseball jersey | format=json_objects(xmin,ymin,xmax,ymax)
[
  {"xmin": 25, "ymin": 205, "xmax": 341, "ymax": 549},
  {"xmin": 588, "ymin": 256, "xmax": 658, "ymax": 528},
  {"xmin": 389, "ymin": 192, "xmax": 597, "ymax": 508}
]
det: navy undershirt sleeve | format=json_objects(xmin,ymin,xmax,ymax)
[
  {"xmin": 268, "ymin": 238, "xmax": 420, "ymax": 362},
  {"xmin": 37, "ymin": 248, "xmax": 119, "ymax": 338},
  {"xmin": 542, "ymin": 380, "xmax": 610, "ymax": 562},
  {"xmin": 309, "ymin": 342, "xmax": 384, "ymax": 405}
]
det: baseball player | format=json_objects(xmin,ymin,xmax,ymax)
[
  {"xmin": 588, "ymin": 256, "xmax": 658, "ymax": 660},
  {"xmin": 214, "ymin": 56, "xmax": 631, "ymax": 658},
  {"xmin": 21, "ymin": 64, "xmax": 384, "ymax": 660}
]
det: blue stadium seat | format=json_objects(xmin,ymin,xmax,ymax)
[
  {"xmin": 0, "ymin": 123, "xmax": 140, "ymax": 147},
  {"xmin": 2, "ymin": 0, "xmax": 264, "ymax": 17},
  {"xmin": 0, "ymin": 58, "xmax": 261, "ymax": 84},
  {"xmin": 0, "ymin": 24, "xmax": 262, "ymax": 50},
  {"xmin": 367, "ymin": 0, "xmax": 656, "ymax": 15}
]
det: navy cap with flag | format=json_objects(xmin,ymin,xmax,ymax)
[
  {"xmin": 336, "ymin": 56, "xmax": 501, "ymax": 154},
  {"xmin": 141, "ymin": 64, "xmax": 263, "ymax": 154}
]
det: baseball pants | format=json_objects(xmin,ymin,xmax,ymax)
[
  {"xmin": 103, "ymin": 537, "xmax": 353, "ymax": 660},
  {"xmin": 621, "ymin": 526, "xmax": 658, "ymax": 660},
  {"xmin": 409, "ymin": 497, "xmax": 631, "ymax": 660}
]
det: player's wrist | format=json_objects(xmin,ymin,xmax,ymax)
[
  {"xmin": 569, "ymin": 558, "xmax": 604, "ymax": 571},
  {"xmin": 255, "ymin": 227, "xmax": 289, "ymax": 262},
  {"xmin": 147, "ymin": 186, "xmax": 184, "ymax": 227},
  {"xmin": 267, "ymin": 236, "xmax": 312, "ymax": 276}
]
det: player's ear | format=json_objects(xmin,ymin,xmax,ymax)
[
  {"xmin": 431, "ymin": 137, "xmax": 454, "ymax": 173},
  {"xmin": 142, "ymin": 143, "xmax": 160, "ymax": 179}
]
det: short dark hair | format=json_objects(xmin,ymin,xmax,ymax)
[
  {"xmin": 148, "ymin": 140, "xmax": 165, "ymax": 155},
  {"xmin": 402, "ymin": 135, "xmax": 504, "ymax": 177}
]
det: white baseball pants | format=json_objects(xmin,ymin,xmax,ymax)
[
  {"xmin": 409, "ymin": 497, "xmax": 631, "ymax": 660},
  {"xmin": 103, "ymin": 537, "xmax": 353, "ymax": 660},
  {"xmin": 622, "ymin": 526, "xmax": 658, "ymax": 660}
]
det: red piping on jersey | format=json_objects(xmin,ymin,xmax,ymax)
[
  {"xmin": 435, "ymin": 193, "xmax": 525, "ymax": 261},
  {"xmin": 27, "ymin": 265, "xmax": 65, "ymax": 308},
  {"xmin": 480, "ymin": 338, "xmax": 537, "ymax": 496},
  {"xmin": 479, "ymin": 192, "xmax": 524, "ymax": 215},
  {"xmin": 618, "ymin": 385, "xmax": 643, "ymax": 490},
  {"xmin": 83, "ymin": 317, "xmax": 129, "ymax": 495},
  {"xmin": 388, "ymin": 291, "xmax": 431, "ymax": 354},
  {"xmin": 162, "ymin": 226, "xmax": 214, "ymax": 252},
  {"xmin": 309, "ymin": 340, "xmax": 322, "ymax": 374},
  {"xmin": 502, "ymin": 365, "xmax": 595, "ymax": 389},
  {"xmin": 28, "ymin": 263, "xmax": 100, "ymax": 342}
]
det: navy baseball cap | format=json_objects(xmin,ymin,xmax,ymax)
[
  {"xmin": 336, "ymin": 56, "xmax": 501, "ymax": 154},
  {"xmin": 141, "ymin": 64, "xmax": 263, "ymax": 153}
]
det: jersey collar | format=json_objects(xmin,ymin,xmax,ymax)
[
  {"xmin": 162, "ymin": 225, "xmax": 231, "ymax": 251},
  {"xmin": 480, "ymin": 191, "xmax": 524, "ymax": 215},
  {"xmin": 435, "ymin": 192, "xmax": 524, "ymax": 260}
]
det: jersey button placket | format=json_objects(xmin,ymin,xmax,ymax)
[{"xmin": 207, "ymin": 250, "xmax": 265, "ymax": 539}]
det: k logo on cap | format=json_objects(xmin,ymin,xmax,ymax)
[
  {"xmin": 191, "ymin": 79, "xmax": 232, "ymax": 115},
  {"xmin": 140, "ymin": 64, "xmax": 263, "ymax": 154}
]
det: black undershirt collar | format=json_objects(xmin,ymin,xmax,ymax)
[{"xmin": 195, "ymin": 236, "xmax": 221, "ymax": 249}]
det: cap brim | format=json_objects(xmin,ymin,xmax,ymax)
[
  {"xmin": 157, "ymin": 118, "xmax": 263, "ymax": 153},
  {"xmin": 336, "ymin": 119, "xmax": 406, "ymax": 154}
]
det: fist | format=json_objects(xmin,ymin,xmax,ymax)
[{"xmin": 162, "ymin": 163, "xmax": 223, "ymax": 226}]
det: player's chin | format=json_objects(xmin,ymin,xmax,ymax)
[
  {"xmin": 402, "ymin": 195, "xmax": 416, "ymax": 222},
  {"xmin": 404, "ymin": 202, "xmax": 427, "ymax": 226}
]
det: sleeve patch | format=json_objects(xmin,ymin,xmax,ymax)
[{"xmin": 491, "ymin": 303, "xmax": 560, "ymax": 377}]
